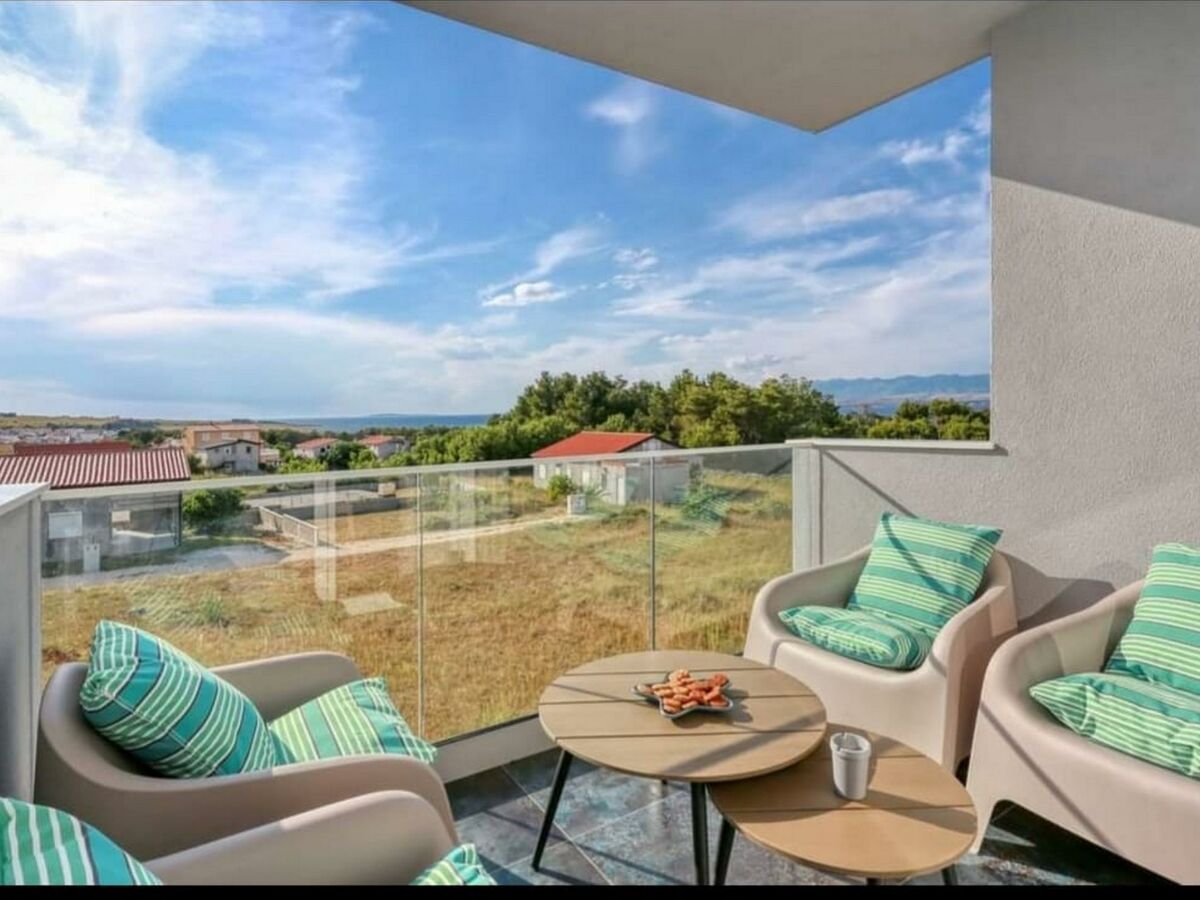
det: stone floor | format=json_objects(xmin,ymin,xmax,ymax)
[{"xmin": 447, "ymin": 749, "xmax": 1168, "ymax": 886}]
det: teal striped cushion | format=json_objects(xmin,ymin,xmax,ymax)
[
  {"xmin": 1030, "ymin": 672, "xmax": 1200, "ymax": 779},
  {"xmin": 779, "ymin": 606, "xmax": 932, "ymax": 670},
  {"xmin": 1106, "ymin": 543, "xmax": 1200, "ymax": 695},
  {"xmin": 80, "ymin": 621, "xmax": 281, "ymax": 778},
  {"xmin": 269, "ymin": 678, "xmax": 436, "ymax": 764},
  {"xmin": 0, "ymin": 798, "xmax": 160, "ymax": 886},
  {"xmin": 412, "ymin": 844, "xmax": 496, "ymax": 886},
  {"xmin": 847, "ymin": 513, "xmax": 1002, "ymax": 637}
]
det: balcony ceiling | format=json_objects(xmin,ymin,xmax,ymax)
[{"xmin": 402, "ymin": 0, "xmax": 1037, "ymax": 131}]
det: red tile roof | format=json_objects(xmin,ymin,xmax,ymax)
[
  {"xmin": 532, "ymin": 431, "xmax": 661, "ymax": 458},
  {"xmin": 0, "ymin": 447, "xmax": 191, "ymax": 489},
  {"xmin": 360, "ymin": 435, "xmax": 397, "ymax": 446},
  {"xmin": 296, "ymin": 437, "xmax": 337, "ymax": 450},
  {"xmin": 14, "ymin": 441, "xmax": 132, "ymax": 456}
]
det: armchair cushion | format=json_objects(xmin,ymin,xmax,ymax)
[
  {"xmin": 778, "ymin": 605, "xmax": 932, "ymax": 670},
  {"xmin": 412, "ymin": 844, "xmax": 495, "ymax": 886},
  {"xmin": 847, "ymin": 512, "xmax": 1002, "ymax": 637},
  {"xmin": 79, "ymin": 620, "xmax": 280, "ymax": 778},
  {"xmin": 0, "ymin": 798, "xmax": 160, "ymax": 886},
  {"xmin": 270, "ymin": 678, "xmax": 436, "ymax": 764},
  {"xmin": 1030, "ymin": 671, "xmax": 1200, "ymax": 779},
  {"xmin": 1106, "ymin": 543, "xmax": 1200, "ymax": 695}
]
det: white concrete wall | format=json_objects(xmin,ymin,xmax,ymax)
[
  {"xmin": 813, "ymin": 0, "xmax": 1200, "ymax": 623},
  {"xmin": 0, "ymin": 485, "xmax": 46, "ymax": 800}
]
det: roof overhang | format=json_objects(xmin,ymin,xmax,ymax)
[{"xmin": 402, "ymin": 0, "xmax": 1036, "ymax": 132}]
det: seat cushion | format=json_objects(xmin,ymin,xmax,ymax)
[
  {"xmin": 847, "ymin": 512, "xmax": 1002, "ymax": 637},
  {"xmin": 778, "ymin": 606, "xmax": 933, "ymax": 670},
  {"xmin": 1106, "ymin": 543, "xmax": 1200, "ymax": 695},
  {"xmin": 0, "ymin": 798, "xmax": 160, "ymax": 886},
  {"xmin": 412, "ymin": 844, "xmax": 495, "ymax": 886},
  {"xmin": 79, "ymin": 620, "xmax": 280, "ymax": 778},
  {"xmin": 1030, "ymin": 671, "xmax": 1200, "ymax": 779},
  {"xmin": 269, "ymin": 677, "xmax": 436, "ymax": 764}
]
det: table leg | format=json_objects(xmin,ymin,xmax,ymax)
[
  {"xmin": 532, "ymin": 749, "xmax": 573, "ymax": 871},
  {"xmin": 942, "ymin": 865, "xmax": 959, "ymax": 886},
  {"xmin": 866, "ymin": 877, "xmax": 881, "ymax": 885},
  {"xmin": 714, "ymin": 817, "xmax": 736, "ymax": 885},
  {"xmin": 691, "ymin": 782, "xmax": 710, "ymax": 885}
]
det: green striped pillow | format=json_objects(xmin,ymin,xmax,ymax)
[
  {"xmin": 80, "ymin": 621, "xmax": 281, "ymax": 778},
  {"xmin": 778, "ymin": 606, "xmax": 932, "ymax": 670},
  {"xmin": 412, "ymin": 844, "xmax": 496, "ymax": 886},
  {"xmin": 847, "ymin": 513, "xmax": 1002, "ymax": 637},
  {"xmin": 0, "ymin": 798, "xmax": 160, "ymax": 886},
  {"xmin": 1106, "ymin": 543, "xmax": 1200, "ymax": 695},
  {"xmin": 269, "ymin": 678, "xmax": 436, "ymax": 764},
  {"xmin": 1030, "ymin": 672, "xmax": 1200, "ymax": 778}
]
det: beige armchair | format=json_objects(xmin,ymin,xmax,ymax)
[
  {"xmin": 35, "ymin": 652, "xmax": 454, "ymax": 861},
  {"xmin": 145, "ymin": 790, "xmax": 457, "ymax": 885},
  {"xmin": 744, "ymin": 546, "xmax": 1015, "ymax": 771},
  {"xmin": 965, "ymin": 580, "xmax": 1200, "ymax": 884}
]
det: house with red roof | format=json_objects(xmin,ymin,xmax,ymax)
[
  {"xmin": 531, "ymin": 431, "xmax": 693, "ymax": 506},
  {"xmin": 294, "ymin": 436, "xmax": 337, "ymax": 460},
  {"xmin": 360, "ymin": 434, "xmax": 409, "ymax": 460}
]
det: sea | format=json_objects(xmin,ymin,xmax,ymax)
[{"xmin": 274, "ymin": 413, "xmax": 492, "ymax": 433}]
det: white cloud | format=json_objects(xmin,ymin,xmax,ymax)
[
  {"xmin": 0, "ymin": 2, "xmax": 491, "ymax": 329},
  {"xmin": 880, "ymin": 89, "xmax": 990, "ymax": 168},
  {"xmin": 585, "ymin": 79, "xmax": 664, "ymax": 173},
  {"xmin": 482, "ymin": 280, "xmax": 570, "ymax": 308},
  {"xmin": 720, "ymin": 189, "xmax": 914, "ymax": 242},
  {"xmin": 479, "ymin": 224, "xmax": 602, "ymax": 305},
  {"xmin": 614, "ymin": 247, "xmax": 659, "ymax": 271}
]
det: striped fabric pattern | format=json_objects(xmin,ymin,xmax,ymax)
[
  {"xmin": 269, "ymin": 678, "xmax": 436, "ymax": 764},
  {"xmin": 79, "ymin": 621, "xmax": 279, "ymax": 778},
  {"xmin": 0, "ymin": 798, "xmax": 160, "ymax": 886},
  {"xmin": 412, "ymin": 844, "xmax": 495, "ymax": 886},
  {"xmin": 1106, "ymin": 543, "xmax": 1200, "ymax": 695},
  {"xmin": 847, "ymin": 512, "xmax": 1002, "ymax": 637},
  {"xmin": 779, "ymin": 605, "xmax": 932, "ymax": 670},
  {"xmin": 1030, "ymin": 672, "xmax": 1200, "ymax": 779}
]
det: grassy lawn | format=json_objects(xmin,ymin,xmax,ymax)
[{"xmin": 41, "ymin": 470, "xmax": 791, "ymax": 741}]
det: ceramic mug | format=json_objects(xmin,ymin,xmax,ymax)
[{"xmin": 830, "ymin": 731, "xmax": 872, "ymax": 800}]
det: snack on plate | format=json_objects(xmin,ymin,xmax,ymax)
[{"xmin": 640, "ymin": 669, "xmax": 731, "ymax": 715}]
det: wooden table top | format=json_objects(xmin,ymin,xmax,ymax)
[
  {"xmin": 708, "ymin": 727, "xmax": 977, "ymax": 880},
  {"xmin": 537, "ymin": 650, "xmax": 827, "ymax": 783}
]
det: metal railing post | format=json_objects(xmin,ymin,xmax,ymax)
[
  {"xmin": 416, "ymin": 472, "xmax": 426, "ymax": 738},
  {"xmin": 648, "ymin": 457, "xmax": 657, "ymax": 650}
]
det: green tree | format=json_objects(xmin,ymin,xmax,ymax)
[
  {"xmin": 278, "ymin": 456, "xmax": 326, "ymax": 474},
  {"xmin": 324, "ymin": 441, "xmax": 367, "ymax": 470},
  {"xmin": 545, "ymin": 473, "xmax": 578, "ymax": 502},
  {"xmin": 182, "ymin": 489, "xmax": 245, "ymax": 533}
]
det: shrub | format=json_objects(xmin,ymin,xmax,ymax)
[
  {"xmin": 182, "ymin": 489, "xmax": 245, "ymax": 533},
  {"xmin": 546, "ymin": 473, "xmax": 579, "ymax": 502}
]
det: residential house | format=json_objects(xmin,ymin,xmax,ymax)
[
  {"xmin": 532, "ymin": 431, "xmax": 693, "ymax": 505},
  {"xmin": 0, "ymin": 446, "xmax": 189, "ymax": 573},
  {"xmin": 360, "ymin": 434, "xmax": 407, "ymax": 459},
  {"xmin": 183, "ymin": 423, "xmax": 262, "ymax": 473},
  {"xmin": 259, "ymin": 446, "xmax": 281, "ymax": 469},
  {"xmin": 295, "ymin": 437, "xmax": 336, "ymax": 460}
]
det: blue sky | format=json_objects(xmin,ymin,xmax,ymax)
[{"xmin": 0, "ymin": 1, "xmax": 991, "ymax": 418}]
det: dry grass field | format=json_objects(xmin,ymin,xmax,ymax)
[{"xmin": 41, "ymin": 468, "xmax": 791, "ymax": 741}]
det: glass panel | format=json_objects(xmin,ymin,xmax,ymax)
[
  {"xmin": 40, "ymin": 476, "xmax": 419, "ymax": 733},
  {"xmin": 420, "ymin": 463, "xmax": 651, "ymax": 740},
  {"xmin": 652, "ymin": 447, "xmax": 794, "ymax": 653}
]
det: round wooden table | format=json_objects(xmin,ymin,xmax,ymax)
[
  {"xmin": 708, "ymin": 728, "xmax": 977, "ymax": 885},
  {"xmin": 535, "ymin": 650, "xmax": 826, "ymax": 885}
]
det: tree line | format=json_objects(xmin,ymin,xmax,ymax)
[{"xmin": 266, "ymin": 370, "xmax": 988, "ymax": 471}]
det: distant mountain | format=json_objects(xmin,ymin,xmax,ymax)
[{"xmin": 813, "ymin": 374, "xmax": 990, "ymax": 414}]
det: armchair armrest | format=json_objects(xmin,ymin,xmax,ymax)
[
  {"xmin": 68, "ymin": 753, "xmax": 455, "ymax": 861},
  {"xmin": 214, "ymin": 652, "xmax": 362, "ymax": 720},
  {"xmin": 984, "ymin": 579, "xmax": 1141, "ymax": 699},
  {"xmin": 743, "ymin": 547, "xmax": 870, "ymax": 664},
  {"xmin": 146, "ymin": 790, "xmax": 456, "ymax": 885}
]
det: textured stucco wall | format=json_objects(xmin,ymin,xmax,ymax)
[
  {"xmin": 816, "ymin": 0, "xmax": 1200, "ymax": 622},
  {"xmin": 0, "ymin": 489, "xmax": 42, "ymax": 800}
]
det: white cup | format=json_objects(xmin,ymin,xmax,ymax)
[{"xmin": 830, "ymin": 732, "xmax": 872, "ymax": 800}]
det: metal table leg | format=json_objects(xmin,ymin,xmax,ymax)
[
  {"xmin": 714, "ymin": 817, "xmax": 736, "ymax": 885},
  {"xmin": 532, "ymin": 749, "xmax": 573, "ymax": 870},
  {"xmin": 691, "ymin": 782, "xmax": 710, "ymax": 885},
  {"xmin": 942, "ymin": 865, "xmax": 959, "ymax": 885}
]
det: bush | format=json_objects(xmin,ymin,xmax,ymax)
[
  {"xmin": 546, "ymin": 473, "xmax": 578, "ymax": 502},
  {"xmin": 680, "ymin": 480, "xmax": 730, "ymax": 528},
  {"xmin": 182, "ymin": 489, "xmax": 245, "ymax": 533}
]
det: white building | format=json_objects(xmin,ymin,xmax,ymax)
[{"xmin": 532, "ymin": 431, "xmax": 693, "ymax": 505}]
